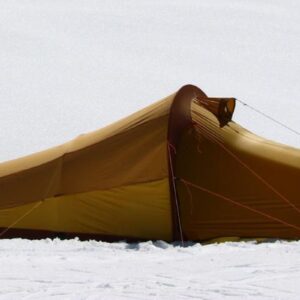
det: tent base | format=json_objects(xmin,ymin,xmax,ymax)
[{"xmin": 0, "ymin": 228, "xmax": 151, "ymax": 243}]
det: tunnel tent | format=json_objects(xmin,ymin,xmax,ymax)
[{"xmin": 0, "ymin": 84, "xmax": 300, "ymax": 242}]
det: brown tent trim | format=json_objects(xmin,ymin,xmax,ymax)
[
  {"xmin": 167, "ymin": 85, "xmax": 207, "ymax": 240},
  {"xmin": 167, "ymin": 85, "xmax": 237, "ymax": 241}
]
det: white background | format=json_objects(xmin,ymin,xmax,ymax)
[{"xmin": 0, "ymin": 0, "xmax": 299, "ymax": 162}]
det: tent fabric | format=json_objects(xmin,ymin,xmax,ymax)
[
  {"xmin": 0, "ymin": 84, "xmax": 300, "ymax": 241},
  {"xmin": 0, "ymin": 178, "xmax": 172, "ymax": 241},
  {"xmin": 177, "ymin": 100, "xmax": 300, "ymax": 240},
  {"xmin": 0, "ymin": 96, "xmax": 172, "ymax": 209}
]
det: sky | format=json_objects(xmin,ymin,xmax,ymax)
[{"xmin": 0, "ymin": 0, "xmax": 299, "ymax": 162}]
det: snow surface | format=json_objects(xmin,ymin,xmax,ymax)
[
  {"xmin": 0, "ymin": 239, "xmax": 300, "ymax": 300},
  {"xmin": 0, "ymin": 1, "xmax": 300, "ymax": 299}
]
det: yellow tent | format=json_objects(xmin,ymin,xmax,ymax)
[{"xmin": 0, "ymin": 85, "xmax": 299, "ymax": 242}]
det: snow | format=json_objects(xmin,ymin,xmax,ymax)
[
  {"xmin": 0, "ymin": 239, "xmax": 300, "ymax": 299},
  {"xmin": 0, "ymin": 1, "xmax": 300, "ymax": 299}
]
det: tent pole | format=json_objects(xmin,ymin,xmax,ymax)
[{"xmin": 168, "ymin": 142, "xmax": 184, "ymax": 246}]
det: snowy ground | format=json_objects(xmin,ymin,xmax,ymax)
[
  {"xmin": 0, "ymin": 239, "xmax": 300, "ymax": 300},
  {"xmin": 0, "ymin": 1, "xmax": 300, "ymax": 299}
]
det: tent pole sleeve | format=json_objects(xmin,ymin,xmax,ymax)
[{"xmin": 167, "ymin": 85, "xmax": 207, "ymax": 241}]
